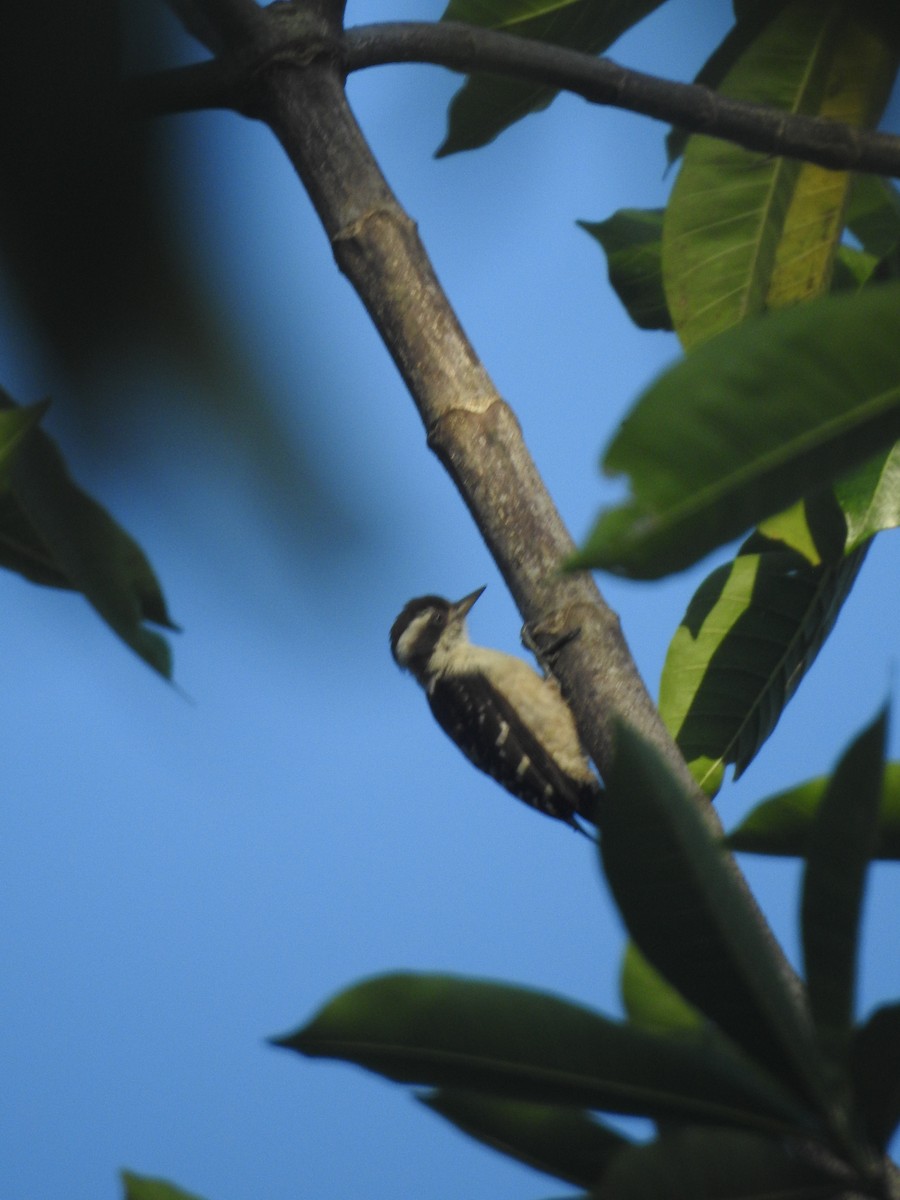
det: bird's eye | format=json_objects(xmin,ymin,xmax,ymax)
[{"xmin": 431, "ymin": 610, "xmax": 446, "ymax": 629}]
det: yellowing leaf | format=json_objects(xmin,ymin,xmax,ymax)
[{"xmin": 663, "ymin": 1, "xmax": 896, "ymax": 349}]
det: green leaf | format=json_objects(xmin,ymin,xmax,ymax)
[
  {"xmin": 620, "ymin": 943, "xmax": 703, "ymax": 1034},
  {"xmin": 762, "ymin": 14, "xmax": 894, "ymax": 313},
  {"xmin": 573, "ymin": 284, "xmax": 900, "ymax": 578},
  {"xmin": 420, "ymin": 1090, "xmax": 629, "ymax": 1187},
  {"xmin": 437, "ymin": 0, "xmax": 665, "ymax": 156},
  {"xmin": 121, "ymin": 1172, "xmax": 209, "ymax": 1200},
  {"xmin": 726, "ymin": 764, "xmax": 900, "ymax": 859},
  {"xmin": 846, "ymin": 176, "xmax": 900, "ymax": 260},
  {"xmin": 581, "ymin": 195, "xmax": 900, "ymax": 336},
  {"xmin": 756, "ymin": 491, "xmax": 849, "ymax": 565},
  {"xmin": 579, "ymin": 211, "xmax": 671, "ymax": 331},
  {"xmin": 839, "ymin": 177, "xmax": 900, "ymax": 293},
  {"xmin": 831, "ymin": 244, "xmax": 881, "ymax": 292},
  {"xmin": 599, "ymin": 1127, "xmax": 839, "ymax": 1200},
  {"xmin": 851, "ymin": 1003, "xmax": 900, "ymax": 1151},
  {"xmin": 664, "ymin": 2, "xmax": 792, "ymax": 166},
  {"xmin": 600, "ymin": 723, "xmax": 829, "ymax": 1112},
  {"xmin": 0, "ymin": 393, "xmax": 176, "ymax": 677},
  {"xmin": 834, "ymin": 443, "xmax": 900, "ymax": 551},
  {"xmin": 276, "ymin": 973, "xmax": 811, "ymax": 1135},
  {"xmin": 0, "ymin": 399, "xmax": 48, "ymax": 488},
  {"xmin": 801, "ymin": 711, "xmax": 887, "ymax": 1066},
  {"xmin": 658, "ymin": 535, "xmax": 866, "ymax": 791},
  {"xmin": 662, "ymin": 2, "xmax": 895, "ymax": 349}
]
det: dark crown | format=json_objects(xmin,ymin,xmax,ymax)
[{"xmin": 389, "ymin": 594, "xmax": 452, "ymax": 666}]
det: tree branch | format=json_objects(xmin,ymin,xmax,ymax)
[
  {"xmin": 128, "ymin": 57, "xmax": 238, "ymax": 114},
  {"xmin": 345, "ymin": 22, "xmax": 900, "ymax": 175},
  {"xmin": 216, "ymin": 11, "xmax": 702, "ymax": 809},
  {"xmin": 149, "ymin": 2, "xmax": 822, "ymax": 1025},
  {"xmin": 130, "ymin": 19, "xmax": 900, "ymax": 178}
]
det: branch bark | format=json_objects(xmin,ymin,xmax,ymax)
[
  {"xmin": 158, "ymin": 0, "xmax": 813, "ymax": 1016},
  {"xmin": 130, "ymin": 16, "xmax": 875, "ymax": 1162},
  {"xmin": 166, "ymin": 3, "xmax": 700, "ymax": 808},
  {"xmin": 344, "ymin": 22, "xmax": 900, "ymax": 177},
  {"xmin": 131, "ymin": 19, "xmax": 900, "ymax": 179}
]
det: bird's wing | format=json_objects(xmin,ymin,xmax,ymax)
[{"xmin": 427, "ymin": 672, "xmax": 599, "ymax": 830}]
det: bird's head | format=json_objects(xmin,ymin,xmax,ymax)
[{"xmin": 390, "ymin": 586, "xmax": 485, "ymax": 682}]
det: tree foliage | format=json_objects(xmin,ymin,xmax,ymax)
[{"xmin": 4, "ymin": 0, "xmax": 899, "ymax": 1196}]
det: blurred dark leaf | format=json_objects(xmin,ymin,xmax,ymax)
[
  {"xmin": 851, "ymin": 1003, "xmax": 900, "ymax": 1152},
  {"xmin": 0, "ymin": 3, "xmax": 366, "ymax": 563},
  {"xmin": 437, "ymin": 0, "xmax": 665, "ymax": 156},
  {"xmin": 600, "ymin": 724, "xmax": 829, "ymax": 1113},
  {"xmin": 421, "ymin": 1089, "xmax": 630, "ymax": 1187},
  {"xmin": 597, "ymin": 1126, "xmax": 839, "ymax": 1200},
  {"xmin": 846, "ymin": 175, "xmax": 900, "ymax": 260},
  {"xmin": 620, "ymin": 942, "xmax": 703, "ymax": 1034},
  {"xmin": 0, "ymin": 2, "xmax": 204, "ymax": 376},
  {"xmin": 801, "ymin": 710, "xmax": 887, "ymax": 1069},
  {"xmin": 726, "ymin": 764, "xmax": 900, "ymax": 859},
  {"xmin": 0, "ymin": 390, "xmax": 176, "ymax": 677},
  {"xmin": 833, "ymin": 177, "xmax": 900, "ymax": 294},
  {"xmin": 0, "ymin": 401, "xmax": 50, "ymax": 487},
  {"xmin": 276, "ymin": 972, "xmax": 810, "ymax": 1133}
]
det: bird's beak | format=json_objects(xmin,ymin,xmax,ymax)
[{"xmin": 452, "ymin": 586, "xmax": 486, "ymax": 619}]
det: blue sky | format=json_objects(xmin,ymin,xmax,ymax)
[{"xmin": 2, "ymin": 3, "xmax": 898, "ymax": 1198}]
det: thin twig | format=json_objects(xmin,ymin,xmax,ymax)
[
  {"xmin": 345, "ymin": 22, "xmax": 900, "ymax": 175},
  {"xmin": 127, "ymin": 58, "xmax": 238, "ymax": 115},
  {"xmin": 130, "ymin": 18, "xmax": 900, "ymax": 178}
]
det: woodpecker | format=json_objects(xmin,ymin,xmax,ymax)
[{"xmin": 390, "ymin": 587, "xmax": 601, "ymax": 836}]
